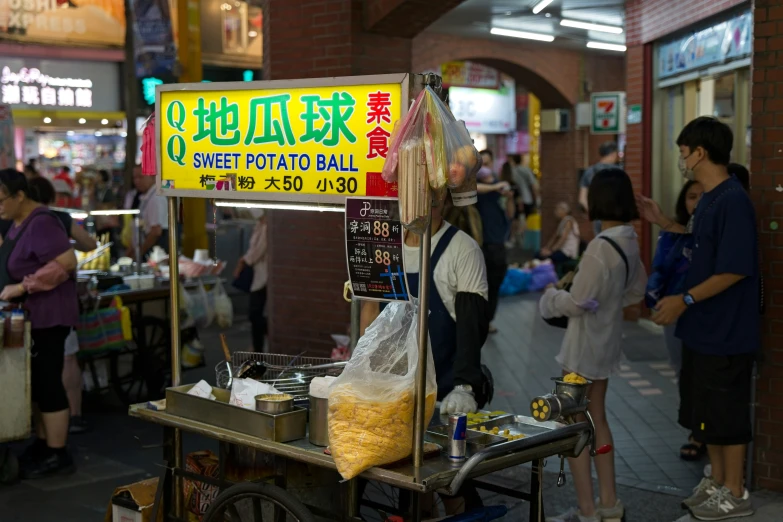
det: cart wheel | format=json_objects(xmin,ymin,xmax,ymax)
[
  {"xmin": 203, "ymin": 482, "xmax": 315, "ymax": 522},
  {"xmin": 110, "ymin": 316, "xmax": 171, "ymax": 404}
]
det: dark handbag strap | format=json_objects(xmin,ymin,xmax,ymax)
[{"xmin": 599, "ymin": 236, "xmax": 629, "ymax": 287}]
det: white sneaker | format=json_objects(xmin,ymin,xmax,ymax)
[
  {"xmin": 682, "ymin": 477, "xmax": 720, "ymax": 509},
  {"xmin": 545, "ymin": 508, "xmax": 599, "ymax": 522},
  {"xmin": 594, "ymin": 498, "xmax": 624, "ymax": 519}
]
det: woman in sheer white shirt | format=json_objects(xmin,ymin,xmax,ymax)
[{"xmin": 539, "ymin": 169, "xmax": 647, "ymax": 522}]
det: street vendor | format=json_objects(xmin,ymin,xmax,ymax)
[
  {"xmin": 124, "ymin": 166, "xmax": 169, "ymax": 259},
  {"xmin": 360, "ymin": 202, "xmax": 490, "ymax": 415}
]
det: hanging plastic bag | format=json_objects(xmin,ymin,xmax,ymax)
[
  {"xmin": 328, "ymin": 301, "xmax": 437, "ymax": 480},
  {"xmin": 213, "ymin": 280, "xmax": 234, "ymax": 329},
  {"xmin": 382, "ymin": 88, "xmax": 481, "ymax": 234},
  {"xmin": 183, "ymin": 281, "xmax": 213, "ymax": 329}
]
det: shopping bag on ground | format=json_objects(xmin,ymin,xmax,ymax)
[
  {"xmin": 328, "ymin": 300, "xmax": 437, "ymax": 480},
  {"xmin": 499, "ymin": 268, "xmax": 532, "ymax": 297},
  {"xmin": 529, "ymin": 262, "xmax": 558, "ymax": 292}
]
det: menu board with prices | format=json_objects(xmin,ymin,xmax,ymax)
[{"xmin": 345, "ymin": 197, "xmax": 408, "ymax": 302}]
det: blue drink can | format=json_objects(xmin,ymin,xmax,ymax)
[{"xmin": 448, "ymin": 413, "xmax": 467, "ymax": 461}]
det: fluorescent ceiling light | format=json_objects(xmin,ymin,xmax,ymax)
[
  {"xmin": 561, "ymin": 19, "xmax": 623, "ymax": 34},
  {"xmin": 490, "ymin": 27, "xmax": 555, "ymax": 42},
  {"xmin": 214, "ymin": 201, "xmax": 345, "ymax": 213},
  {"xmin": 71, "ymin": 212, "xmax": 89, "ymax": 220},
  {"xmin": 90, "ymin": 209, "xmax": 141, "ymax": 216},
  {"xmin": 532, "ymin": 0, "xmax": 554, "ymax": 14},
  {"xmin": 587, "ymin": 41, "xmax": 627, "ymax": 52}
]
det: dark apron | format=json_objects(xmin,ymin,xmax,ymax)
[
  {"xmin": 0, "ymin": 211, "xmax": 56, "ymax": 295},
  {"xmin": 383, "ymin": 226, "xmax": 459, "ymax": 400}
]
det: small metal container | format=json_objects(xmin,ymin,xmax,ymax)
[
  {"xmin": 308, "ymin": 395, "xmax": 329, "ymax": 446},
  {"xmin": 448, "ymin": 413, "xmax": 467, "ymax": 461},
  {"xmin": 255, "ymin": 394, "xmax": 294, "ymax": 414}
]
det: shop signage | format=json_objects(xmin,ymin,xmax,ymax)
[
  {"xmin": 157, "ymin": 75, "xmax": 406, "ymax": 203},
  {"xmin": 131, "ymin": 0, "xmax": 176, "ymax": 76},
  {"xmin": 627, "ymin": 104, "xmax": 642, "ymax": 125},
  {"xmin": 0, "ymin": 58, "xmax": 120, "ymax": 112},
  {"xmin": 590, "ymin": 92, "xmax": 625, "ymax": 135},
  {"xmin": 441, "ymin": 62, "xmax": 500, "ymax": 89},
  {"xmin": 658, "ymin": 11, "xmax": 752, "ymax": 79},
  {"xmin": 345, "ymin": 197, "xmax": 408, "ymax": 302},
  {"xmin": 448, "ymin": 78, "xmax": 516, "ymax": 134},
  {"xmin": 1, "ymin": 0, "xmax": 125, "ymax": 47}
]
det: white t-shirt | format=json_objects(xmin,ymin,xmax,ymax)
[
  {"xmin": 403, "ymin": 222, "xmax": 489, "ymax": 320},
  {"xmin": 138, "ymin": 189, "xmax": 169, "ymax": 234}
]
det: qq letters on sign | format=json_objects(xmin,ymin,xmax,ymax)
[{"xmin": 159, "ymin": 84, "xmax": 401, "ymax": 197}]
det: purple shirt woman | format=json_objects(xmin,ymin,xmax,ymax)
[{"xmin": 0, "ymin": 169, "xmax": 78, "ymax": 479}]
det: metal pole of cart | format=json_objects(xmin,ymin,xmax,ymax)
[
  {"xmin": 134, "ymin": 216, "xmax": 143, "ymax": 275},
  {"xmin": 167, "ymin": 196, "xmax": 184, "ymax": 518}
]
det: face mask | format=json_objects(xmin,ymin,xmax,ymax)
[{"xmin": 678, "ymin": 153, "xmax": 699, "ymax": 181}]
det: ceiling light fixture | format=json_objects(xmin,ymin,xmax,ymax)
[
  {"xmin": 43, "ymin": 117, "xmax": 51, "ymax": 124},
  {"xmin": 78, "ymin": 118, "xmax": 86, "ymax": 124},
  {"xmin": 101, "ymin": 118, "xmax": 109, "ymax": 124},
  {"xmin": 490, "ymin": 27, "xmax": 555, "ymax": 42},
  {"xmin": 532, "ymin": 0, "xmax": 554, "ymax": 14},
  {"xmin": 561, "ymin": 19, "xmax": 623, "ymax": 34},
  {"xmin": 586, "ymin": 41, "xmax": 627, "ymax": 52}
]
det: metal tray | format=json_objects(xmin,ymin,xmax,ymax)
[
  {"xmin": 470, "ymin": 414, "xmax": 563, "ymax": 438},
  {"xmin": 424, "ymin": 424, "xmax": 506, "ymax": 451},
  {"xmin": 166, "ymin": 384, "xmax": 306, "ymax": 443}
]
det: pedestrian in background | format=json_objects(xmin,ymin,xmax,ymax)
[
  {"xmin": 650, "ymin": 117, "xmax": 758, "ymax": 520},
  {"xmin": 476, "ymin": 150, "xmax": 511, "ymax": 334},
  {"xmin": 579, "ymin": 142, "xmax": 619, "ymax": 238},
  {"xmin": 510, "ymin": 153, "xmax": 539, "ymax": 245},
  {"xmin": 540, "ymin": 168, "xmax": 647, "ymax": 522},
  {"xmin": 234, "ymin": 209, "xmax": 268, "ymax": 352}
]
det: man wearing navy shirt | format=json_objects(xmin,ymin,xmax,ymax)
[{"xmin": 652, "ymin": 117, "xmax": 758, "ymax": 520}]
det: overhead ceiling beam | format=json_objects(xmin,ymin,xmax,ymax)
[{"xmin": 364, "ymin": 0, "xmax": 469, "ymax": 38}]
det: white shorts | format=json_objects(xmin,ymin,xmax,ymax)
[{"xmin": 64, "ymin": 329, "xmax": 80, "ymax": 357}]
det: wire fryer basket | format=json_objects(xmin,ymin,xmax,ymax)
[{"xmin": 215, "ymin": 352, "xmax": 343, "ymax": 399}]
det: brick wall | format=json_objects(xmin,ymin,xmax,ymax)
[
  {"xmin": 260, "ymin": 0, "xmax": 458, "ymax": 356},
  {"xmin": 751, "ymin": 0, "xmax": 783, "ymax": 493}
]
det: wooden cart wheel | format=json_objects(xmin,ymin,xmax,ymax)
[
  {"xmin": 110, "ymin": 316, "xmax": 171, "ymax": 404},
  {"xmin": 203, "ymin": 482, "xmax": 315, "ymax": 522}
]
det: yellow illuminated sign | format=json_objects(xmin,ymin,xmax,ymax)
[{"xmin": 158, "ymin": 81, "xmax": 402, "ymax": 200}]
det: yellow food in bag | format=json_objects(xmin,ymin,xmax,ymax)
[{"xmin": 328, "ymin": 384, "xmax": 436, "ymax": 480}]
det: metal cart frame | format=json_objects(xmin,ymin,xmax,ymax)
[{"xmin": 136, "ymin": 72, "xmax": 593, "ymax": 522}]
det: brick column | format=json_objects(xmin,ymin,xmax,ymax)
[
  {"xmin": 259, "ymin": 0, "xmax": 463, "ymax": 355},
  {"xmin": 751, "ymin": 0, "xmax": 783, "ymax": 492}
]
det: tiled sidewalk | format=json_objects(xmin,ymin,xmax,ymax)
[{"xmin": 486, "ymin": 294, "xmax": 704, "ymax": 496}]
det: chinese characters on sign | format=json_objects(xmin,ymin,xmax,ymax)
[
  {"xmin": 345, "ymin": 197, "xmax": 407, "ymax": 302},
  {"xmin": 0, "ymin": 66, "xmax": 93, "ymax": 108},
  {"xmin": 158, "ymin": 82, "xmax": 402, "ymax": 199}
]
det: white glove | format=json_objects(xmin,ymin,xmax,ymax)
[{"xmin": 440, "ymin": 387, "xmax": 478, "ymax": 415}]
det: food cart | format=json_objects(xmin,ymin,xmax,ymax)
[{"xmin": 128, "ymin": 72, "xmax": 599, "ymax": 522}]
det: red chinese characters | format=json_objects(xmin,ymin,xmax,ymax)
[{"xmin": 366, "ymin": 91, "xmax": 392, "ymax": 160}]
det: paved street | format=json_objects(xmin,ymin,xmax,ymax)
[{"xmin": 1, "ymin": 293, "xmax": 780, "ymax": 521}]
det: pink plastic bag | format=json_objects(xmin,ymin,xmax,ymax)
[{"xmin": 141, "ymin": 115, "xmax": 157, "ymax": 176}]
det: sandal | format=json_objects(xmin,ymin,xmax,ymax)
[{"xmin": 680, "ymin": 435, "xmax": 707, "ymax": 461}]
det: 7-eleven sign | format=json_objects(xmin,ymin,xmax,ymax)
[{"xmin": 590, "ymin": 92, "xmax": 625, "ymax": 134}]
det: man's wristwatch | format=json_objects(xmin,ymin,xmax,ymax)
[
  {"xmin": 454, "ymin": 384, "xmax": 474, "ymax": 395},
  {"xmin": 683, "ymin": 293, "xmax": 696, "ymax": 307}
]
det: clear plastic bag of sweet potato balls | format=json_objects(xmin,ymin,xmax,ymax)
[{"xmin": 327, "ymin": 301, "xmax": 437, "ymax": 480}]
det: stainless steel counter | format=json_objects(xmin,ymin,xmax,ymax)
[{"xmin": 129, "ymin": 403, "xmax": 590, "ymax": 494}]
